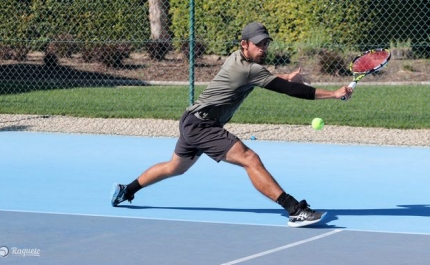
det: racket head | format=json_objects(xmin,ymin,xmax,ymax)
[{"xmin": 350, "ymin": 48, "xmax": 391, "ymax": 75}]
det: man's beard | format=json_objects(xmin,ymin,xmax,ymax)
[{"xmin": 255, "ymin": 53, "xmax": 267, "ymax": 64}]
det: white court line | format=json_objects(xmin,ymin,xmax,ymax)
[
  {"xmin": 221, "ymin": 229, "xmax": 343, "ymax": 265},
  {"xmin": 3, "ymin": 209, "xmax": 430, "ymax": 236},
  {"xmin": 0, "ymin": 209, "xmax": 288, "ymax": 228}
]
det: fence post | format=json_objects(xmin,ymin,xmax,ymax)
[{"xmin": 188, "ymin": 0, "xmax": 195, "ymax": 105}]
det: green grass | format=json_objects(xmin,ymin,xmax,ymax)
[{"xmin": 0, "ymin": 85, "xmax": 429, "ymax": 129}]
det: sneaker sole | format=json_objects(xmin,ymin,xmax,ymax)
[
  {"xmin": 110, "ymin": 183, "xmax": 120, "ymax": 207},
  {"xmin": 287, "ymin": 212, "xmax": 327, "ymax": 228}
]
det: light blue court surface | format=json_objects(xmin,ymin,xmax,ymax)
[{"xmin": 1, "ymin": 131, "xmax": 430, "ymax": 264}]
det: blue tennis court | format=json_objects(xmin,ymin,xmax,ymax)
[{"xmin": 1, "ymin": 131, "xmax": 429, "ymax": 264}]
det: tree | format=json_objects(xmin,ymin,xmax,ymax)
[
  {"xmin": 147, "ymin": 0, "xmax": 171, "ymax": 60},
  {"xmin": 149, "ymin": 0, "xmax": 171, "ymax": 41}
]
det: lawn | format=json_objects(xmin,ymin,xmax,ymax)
[{"xmin": 0, "ymin": 84, "xmax": 428, "ymax": 129}]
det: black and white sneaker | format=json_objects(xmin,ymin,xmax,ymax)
[
  {"xmin": 288, "ymin": 200, "xmax": 327, "ymax": 228},
  {"xmin": 111, "ymin": 183, "xmax": 134, "ymax": 207}
]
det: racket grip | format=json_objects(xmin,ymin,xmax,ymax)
[
  {"xmin": 341, "ymin": 82, "xmax": 357, "ymax": 101},
  {"xmin": 348, "ymin": 81, "xmax": 357, "ymax": 89}
]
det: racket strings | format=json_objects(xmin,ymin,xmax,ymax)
[{"xmin": 352, "ymin": 51, "xmax": 390, "ymax": 73}]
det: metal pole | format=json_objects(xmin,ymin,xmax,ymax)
[{"xmin": 189, "ymin": 0, "xmax": 195, "ymax": 105}]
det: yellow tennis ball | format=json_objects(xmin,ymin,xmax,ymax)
[{"xmin": 312, "ymin": 118, "xmax": 324, "ymax": 130}]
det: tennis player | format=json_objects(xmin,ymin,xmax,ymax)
[{"xmin": 112, "ymin": 22, "xmax": 353, "ymax": 227}]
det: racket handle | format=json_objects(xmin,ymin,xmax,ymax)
[
  {"xmin": 341, "ymin": 81, "xmax": 357, "ymax": 101},
  {"xmin": 348, "ymin": 81, "xmax": 357, "ymax": 89}
]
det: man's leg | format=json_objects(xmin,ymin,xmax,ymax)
[
  {"xmin": 222, "ymin": 140, "xmax": 300, "ymax": 214},
  {"xmin": 223, "ymin": 140, "xmax": 327, "ymax": 227},
  {"xmin": 136, "ymin": 152, "xmax": 199, "ymax": 188},
  {"xmin": 223, "ymin": 140, "xmax": 284, "ymax": 202},
  {"xmin": 111, "ymin": 153, "xmax": 198, "ymax": 206}
]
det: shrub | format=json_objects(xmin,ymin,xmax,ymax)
[
  {"xmin": 266, "ymin": 42, "xmax": 291, "ymax": 66},
  {"xmin": 317, "ymin": 49, "xmax": 347, "ymax": 76},
  {"xmin": 46, "ymin": 34, "xmax": 78, "ymax": 58},
  {"xmin": 145, "ymin": 41, "xmax": 172, "ymax": 61},
  {"xmin": 180, "ymin": 40, "xmax": 206, "ymax": 61},
  {"xmin": 82, "ymin": 43, "xmax": 132, "ymax": 68},
  {"xmin": 43, "ymin": 52, "xmax": 59, "ymax": 68},
  {"xmin": 0, "ymin": 45, "xmax": 13, "ymax": 60},
  {"xmin": 12, "ymin": 46, "xmax": 29, "ymax": 61}
]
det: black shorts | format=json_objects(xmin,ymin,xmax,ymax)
[{"xmin": 174, "ymin": 111, "xmax": 239, "ymax": 162}]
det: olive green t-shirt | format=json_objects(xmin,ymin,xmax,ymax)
[{"xmin": 187, "ymin": 50, "xmax": 276, "ymax": 125}]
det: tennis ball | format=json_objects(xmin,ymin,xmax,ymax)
[{"xmin": 312, "ymin": 118, "xmax": 324, "ymax": 130}]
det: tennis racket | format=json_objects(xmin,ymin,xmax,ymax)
[{"xmin": 341, "ymin": 48, "xmax": 391, "ymax": 101}]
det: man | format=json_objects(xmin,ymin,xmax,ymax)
[{"xmin": 111, "ymin": 22, "xmax": 353, "ymax": 227}]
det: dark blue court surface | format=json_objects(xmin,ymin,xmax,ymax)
[{"xmin": 1, "ymin": 132, "xmax": 429, "ymax": 264}]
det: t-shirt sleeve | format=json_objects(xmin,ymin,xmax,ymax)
[{"xmin": 248, "ymin": 64, "xmax": 277, "ymax": 88}]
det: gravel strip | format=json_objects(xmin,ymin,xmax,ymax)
[{"xmin": 1, "ymin": 114, "xmax": 429, "ymax": 147}]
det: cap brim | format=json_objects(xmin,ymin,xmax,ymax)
[{"xmin": 249, "ymin": 34, "xmax": 273, "ymax": 44}]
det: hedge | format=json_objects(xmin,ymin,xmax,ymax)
[
  {"xmin": 0, "ymin": 0, "xmax": 150, "ymax": 50},
  {"xmin": 170, "ymin": 0, "xmax": 428, "ymax": 57},
  {"xmin": 0, "ymin": 0, "xmax": 428, "ymax": 57}
]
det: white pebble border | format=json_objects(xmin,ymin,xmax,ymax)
[{"xmin": 1, "ymin": 114, "xmax": 429, "ymax": 147}]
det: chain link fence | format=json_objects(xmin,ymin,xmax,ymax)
[{"xmin": 0, "ymin": 0, "xmax": 429, "ymax": 131}]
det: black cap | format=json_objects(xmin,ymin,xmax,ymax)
[{"xmin": 241, "ymin": 22, "xmax": 273, "ymax": 44}]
